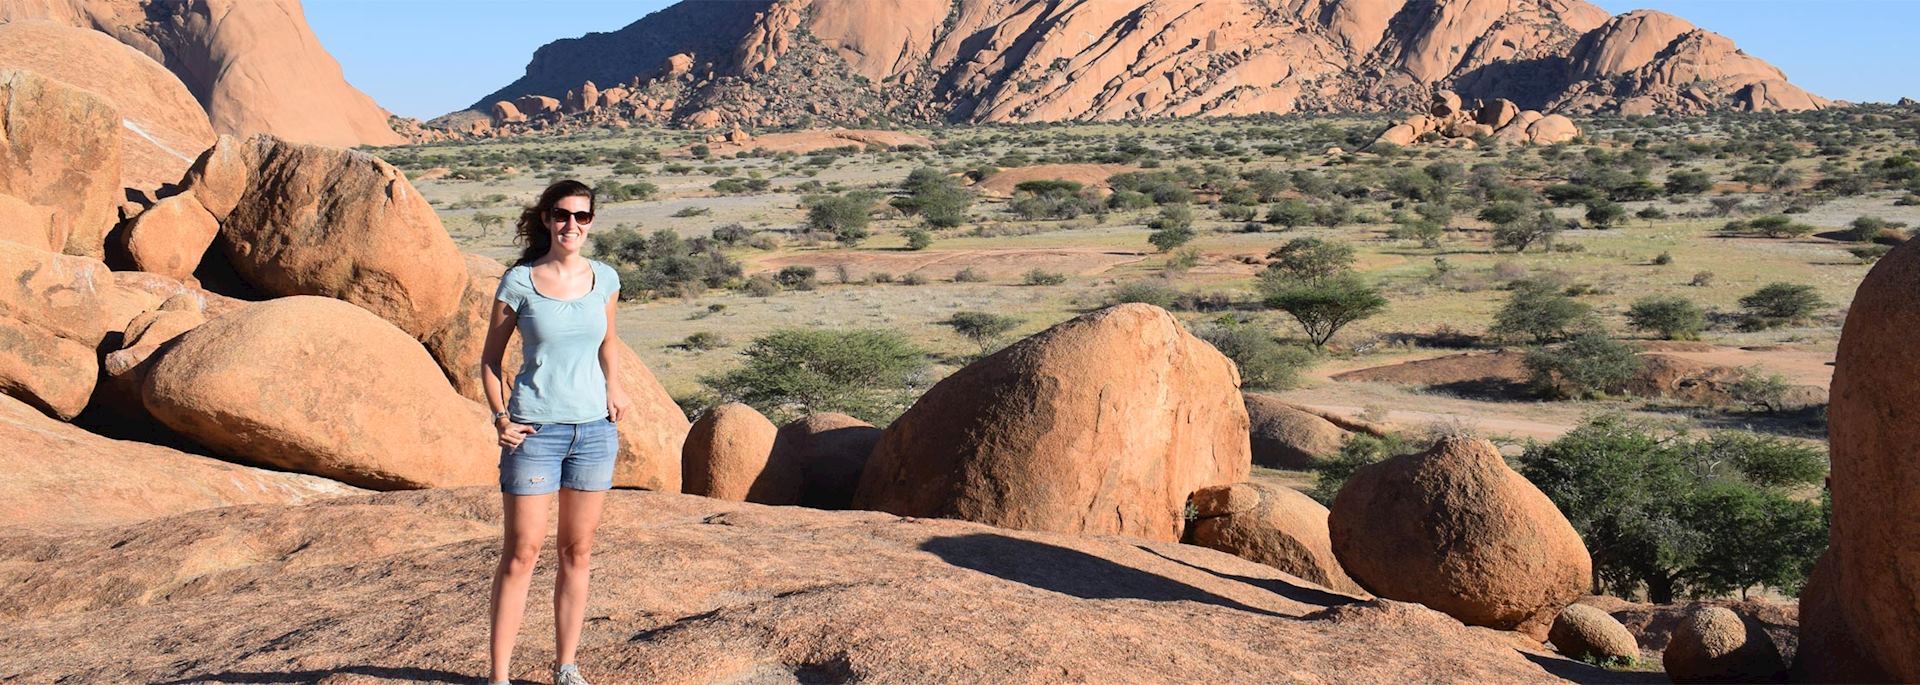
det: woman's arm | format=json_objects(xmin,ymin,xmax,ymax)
[
  {"xmin": 481, "ymin": 300, "xmax": 531, "ymax": 446},
  {"xmin": 600, "ymin": 290, "xmax": 632, "ymax": 422}
]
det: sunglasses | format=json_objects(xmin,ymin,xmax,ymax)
[{"xmin": 547, "ymin": 208, "xmax": 595, "ymax": 224}]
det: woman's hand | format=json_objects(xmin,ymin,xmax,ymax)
[
  {"xmin": 608, "ymin": 386, "xmax": 633, "ymax": 423},
  {"xmin": 497, "ymin": 421, "xmax": 538, "ymax": 448}
]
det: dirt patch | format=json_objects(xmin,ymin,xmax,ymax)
[
  {"xmin": 1637, "ymin": 344, "xmax": 1834, "ymax": 389},
  {"xmin": 974, "ymin": 164, "xmax": 1138, "ymax": 197},
  {"xmin": 750, "ymin": 247, "xmax": 1150, "ymax": 281},
  {"xmin": 699, "ymin": 128, "xmax": 934, "ymax": 155},
  {"xmin": 1333, "ymin": 350, "xmax": 1533, "ymax": 399}
]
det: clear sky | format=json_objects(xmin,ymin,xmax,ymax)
[{"xmin": 305, "ymin": 0, "xmax": 1918, "ymax": 120}]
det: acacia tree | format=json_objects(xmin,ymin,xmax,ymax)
[{"xmin": 1261, "ymin": 272, "xmax": 1387, "ymax": 347}]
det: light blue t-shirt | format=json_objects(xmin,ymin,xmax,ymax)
[{"xmin": 494, "ymin": 259, "xmax": 621, "ymax": 424}]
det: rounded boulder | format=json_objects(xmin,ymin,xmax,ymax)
[
  {"xmin": 779, "ymin": 412, "xmax": 881, "ymax": 510},
  {"xmin": 682, "ymin": 402, "xmax": 789, "ymax": 503},
  {"xmin": 1328, "ymin": 436, "xmax": 1591, "ymax": 640},
  {"xmin": 854, "ymin": 304, "xmax": 1250, "ymax": 541},
  {"xmin": 140, "ymin": 296, "xmax": 496, "ymax": 489},
  {"xmin": 1549, "ymin": 603, "xmax": 1639, "ymax": 664},
  {"xmin": 215, "ymin": 134, "xmax": 466, "ymax": 339},
  {"xmin": 1187, "ymin": 482, "xmax": 1362, "ymax": 594},
  {"xmin": 1244, "ymin": 393, "xmax": 1349, "ymax": 469},
  {"xmin": 1662, "ymin": 606, "xmax": 1785, "ymax": 683}
]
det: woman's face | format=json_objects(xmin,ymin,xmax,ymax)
[{"xmin": 546, "ymin": 194, "xmax": 594, "ymax": 253}]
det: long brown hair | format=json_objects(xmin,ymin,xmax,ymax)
[{"xmin": 514, "ymin": 179, "xmax": 595, "ymax": 265}]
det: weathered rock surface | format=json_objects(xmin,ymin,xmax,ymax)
[
  {"xmin": 1, "ymin": 0, "xmax": 406, "ymax": 147},
  {"xmin": 776, "ymin": 412, "xmax": 880, "ymax": 510},
  {"xmin": 1791, "ymin": 549, "xmax": 1894, "ymax": 683},
  {"xmin": 0, "ymin": 69, "xmax": 121, "ymax": 258},
  {"xmin": 1186, "ymin": 482, "xmax": 1362, "ymax": 595},
  {"xmin": 1822, "ymin": 237, "xmax": 1920, "ymax": 681},
  {"xmin": 1328, "ymin": 436, "xmax": 1591, "ymax": 640},
  {"xmin": 0, "ymin": 242, "xmax": 152, "ymax": 350},
  {"xmin": 423, "ymin": 253, "xmax": 512, "ymax": 402},
  {"xmin": 0, "ymin": 486, "xmax": 1641, "ymax": 684},
  {"xmin": 607, "ymin": 339, "xmax": 690, "ymax": 492},
  {"xmin": 0, "ymin": 394, "xmax": 356, "ymax": 531},
  {"xmin": 120, "ymin": 190, "xmax": 218, "ymax": 281},
  {"xmin": 1245, "ymin": 393, "xmax": 1351, "ymax": 469},
  {"xmin": 214, "ymin": 134, "xmax": 466, "ymax": 339},
  {"xmin": 1550, "ymin": 604, "xmax": 1639, "ymax": 663},
  {"xmin": 140, "ymin": 297, "xmax": 496, "ymax": 490},
  {"xmin": 855, "ymin": 304, "xmax": 1250, "ymax": 542},
  {"xmin": 0, "ymin": 315, "xmax": 96, "ymax": 420},
  {"xmin": 1662, "ymin": 606, "xmax": 1785, "ymax": 684},
  {"xmin": 682, "ymin": 402, "xmax": 789, "ymax": 503},
  {"xmin": 0, "ymin": 21, "xmax": 213, "ymax": 190}
]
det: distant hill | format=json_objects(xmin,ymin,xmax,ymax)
[{"xmin": 445, "ymin": 0, "xmax": 1826, "ymax": 134}]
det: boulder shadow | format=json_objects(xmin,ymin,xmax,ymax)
[
  {"xmin": 155, "ymin": 665, "xmax": 474, "ymax": 684},
  {"xmin": 1131, "ymin": 545, "xmax": 1357, "ymax": 610},
  {"xmin": 921, "ymin": 533, "xmax": 1293, "ymax": 618}
]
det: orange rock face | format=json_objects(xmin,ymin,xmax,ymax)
[
  {"xmin": 214, "ymin": 135, "xmax": 467, "ymax": 339},
  {"xmin": 854, "ymin": 304, "xmax": 1250, "ymax": 542},
  {"xmin": 1328, "ymin": 436, "xmax": 1591, "ymax": 640},
  {"xmin": 1824, "ymin": 239, "xmax": 1920, "ymax": 681},
  {"xmin": 0, "ymin": 394, "xmax": 358, "ymax": 531},
  {"xmin": 0, "ymin": 69, "xmax": 122, "ymax": 259},
  {"xmin": 1187, "ymin": 482, "xmax": 1363, "ymax": 595},
  {"xmin": 774, "ymin": 412, "xmax": 880, "ymax": 510},
  {"xmin": 682, "ymin": 402, "xmax": 789, "ymax": 503},
  {"xmin": 140, "ymin": 297, "xmax": 497, "ymax": 490},
  {"xmin": 0, "ymin": 21, "xmax": 214, "ymax": 191},
  {"xmin": 121, "ymin": 191, "xmax": 218, "ymax": 281}
]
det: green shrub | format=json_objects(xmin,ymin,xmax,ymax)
[
  {"xmin": 1739, "ymin": 282, "xmax": 1825, "ymax": 329},
  {"xmin": 775, "ymin": 266, "xmax": 818, "ymax": 291},
  {"xmin": 951, "ymin": 267, "xmax": 988, "ymax": 283},
  {"xmin": 1110, "ymin": 280, "xmax": 1179, "ymax": 308},
  {"xmin": 1195, "ymin": 323, "xmax": 1315, "ymax": 391},
  {"xmin": 1022, "ymin": 269, "xmax": 1067, "ymax": 286},
  {"xmin": 1519, "ymin": 415, "xmax": 1827, "ymax": 602},
  {"xmin": 680, "ymin": 331, "xmax": 730, "ymax": 351},
  {"xmin": 1524, "ymin": 333, "xmax": 1643, "ymax": 399},
  {"xmin": 894, "ymin": 168, "xmax": 973, "ymax": 228},
  {"xmin": 806, "ymin": 192, "xmax": 879, "ymax": 246},
  {"xmin": 1311, "ymin": 433, "xmax": 1418, "ymax": 504},
  {"xmin": 903, "ymin": 228, "xmax": 934, "ymax": 251},
  {"xmin": 1625, "ymin": 296, "xmax": 1706, "ymax": 340},
  {"xmin": 942, "ymin": 311, "xmax": 1021, "ymax": 352},
  {"xmin": 1266, "ymin": 198, "xmax": 1315, "ymax": 229},
  {"xmin": 1492, "ymin": 282, "xmax": 1594, "ymax": 343},
  {"xmin": 594, "ymin": 227, "xmax": 742, "ymax": 300},
  {"xmin": 1263, "ymin": 238, "xmax": 1355, "ymax": 282},
  {"xmin": 699, "ymin": 329, "xmax": 927, "ymax": 424}
]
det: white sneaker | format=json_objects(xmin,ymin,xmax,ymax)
[{"xmin": 553, "ymin": 664, "xmax": 592, "ymax": 685}]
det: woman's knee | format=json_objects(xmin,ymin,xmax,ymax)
[
  {"xmin": 557, "ymin": 538, "xmax": 593, "ymax": 566},
  {"xmin": 499, "ymin": 542, "xmax": 542, "ymax": 574}
]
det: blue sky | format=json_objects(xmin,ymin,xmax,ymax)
[{"xmin": 305, "ymin": 0, "xmax": 1917, "ymax": 120}]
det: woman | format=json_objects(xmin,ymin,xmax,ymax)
[{"xmin": 481, "ymin": 179, "xmax": 632, "ymax": 685}]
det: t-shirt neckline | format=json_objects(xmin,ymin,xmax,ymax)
[{"xmin": 526, "ymin": 261, "xmax": 597, "ymax": 303}]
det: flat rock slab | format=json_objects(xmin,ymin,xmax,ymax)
[{"xmin": 0, "ymin": 488, "xmax": 1658, "ymax": 684}]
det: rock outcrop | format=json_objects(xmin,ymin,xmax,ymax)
[
  {"xmin": 1371, "ymin": 92, "xmax": 1579, "ymax": 149},
  {"xmin": 119, "ymin": 190, "xmax": 219, "ymax": 281},
  {"xmin": 0, "ymin": 394, "xmax": 357, "ymax": 531},
  {"xmin": 0, "ymin": 486, "xmax": 1637, "ymax": 683},
  {"xmin": 1186, "ymin": 482, "xmax": 1361, "ymax": 595},
  {"xmin": 855, "ymin": 304, "xmax": 1249, "ymax": 542},
  {"xmin": 1, "ymin": 0, "xmax": 406, "ymax": 147},
  {"xmin": 201, "ymin": 134, "xmax": 466, "ymax": 339},
  {"xmin": 444, "ymin": 0, "xmax": 1819, "ymax": 134},
  {"xmin": 0, "ymin": 69, "xmax": 122, "ymax": 258},
  {"xmin": 1328, "ymin": 436, "xmax": 1591, "ymax": 640},
  {"xmin": 1662, "ymin": 606, "xmax": 1786, "ymax": 684},
  {"xmin": 1820, "ymin": 237, "xmax": 1920, "ymax": 681},
  {"xmin": 682, "ymin": 403, "xmax": 790, "ymax": 503},
  {"xmin": 1549, "ymin": 604, "xmax": 1639, "ymax": 664},
  {"xmin": 775, "ymin": 412, "xmax": 880, "ymax": 510},
  {"xmin": 0, "ymin": 21, "xmax": 214, "ymax": 191},
  {"xmin": 140, "ymin": 297, "xmax": 497, "ymax": 490},
  {"xmin": 1244, "ymin": 393, "xmax": 1350, "ymax": 469}
]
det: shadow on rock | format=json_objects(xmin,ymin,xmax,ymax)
[
  {"xmin": 155, "ymin": 665, "xmax": 474, "ymax": 684},
  {"xmin": 922, "ymin": 533, "xmax": 1303, "ymax": 618}
]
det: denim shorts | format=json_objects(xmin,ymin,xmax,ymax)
[{"xmin": 498, "ymin": 416, "xmax": 619, "ymax": 495}]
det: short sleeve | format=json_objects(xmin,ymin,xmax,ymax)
[
  {"xmin": 597, "ymin": 261, "xmax": 621, "ymax": 300},
  {"xmin": 494, "ymin": 266, "xmax": 529, "ymax": 311}
]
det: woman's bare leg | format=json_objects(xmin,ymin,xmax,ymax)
[
  {"xmin": 490, "ymin": 493, "xmax": 553, "ymax": 682},
  {"xmin": 553, "ymin": 487, "xmax": 607, "ymax": 668}
]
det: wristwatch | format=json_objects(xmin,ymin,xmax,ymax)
[{"xmin": 492, "ymin": 410, "xmax": 510, "ymax": 423}]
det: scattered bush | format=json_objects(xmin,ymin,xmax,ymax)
[
  {"xmin": 951, "ymin": 267, "xmax": 988, "ymax": 283},
  {"xmin": 1022, "ymin": 269, "xmax": 1067, "ymax": 286},
  {"xmin": 1263, "ymin": 238, "xmax": 1356, "ymax": 282},
  {"xmin": 1110, "ymin": 280, "xmax": 1179, "ymax": 308},
  {"xmin": 699, "ymin": 329, "xmax": 927, "ymax": 424},
  {"xmin": 1261, "ymin": 273, "xmax": 1388, "ymax": 347},
  {"xmin": 1492, "ymin": 282, "xmax": 1594, "ymax": 343},
  {"xmin": 1195, "ymin": 323, "xmax": 1316, "ymax": 391},
  {"xmin": 903, "ymin": 228, "xmax": 934, "ymax": 251},
  {"xmin": 1524, "ymin": 333, "xmax": 1643, "ymax": 399},
  {"xmin": 1739, "ymin": 282, "xmax": 1825, "ymax": 329},
  {"xmin": 942, "ymin": 311, "xmax": 1021, "ymax": 353},
  {"xmin": 1626, "ymin": 296, "xmax": 1706, "ymax": 340},
  {"xmin": 806, "ymin": 192, "xmax": 880, "ymax": 245}
]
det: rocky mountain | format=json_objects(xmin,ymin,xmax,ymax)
[
  {"xmin": 0, "ymin": 0, "xmax": 405, "ymax": 148},
  {"xmin": 450, "ymin": 0, "xmax": 1825, "ymax": 133}
]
